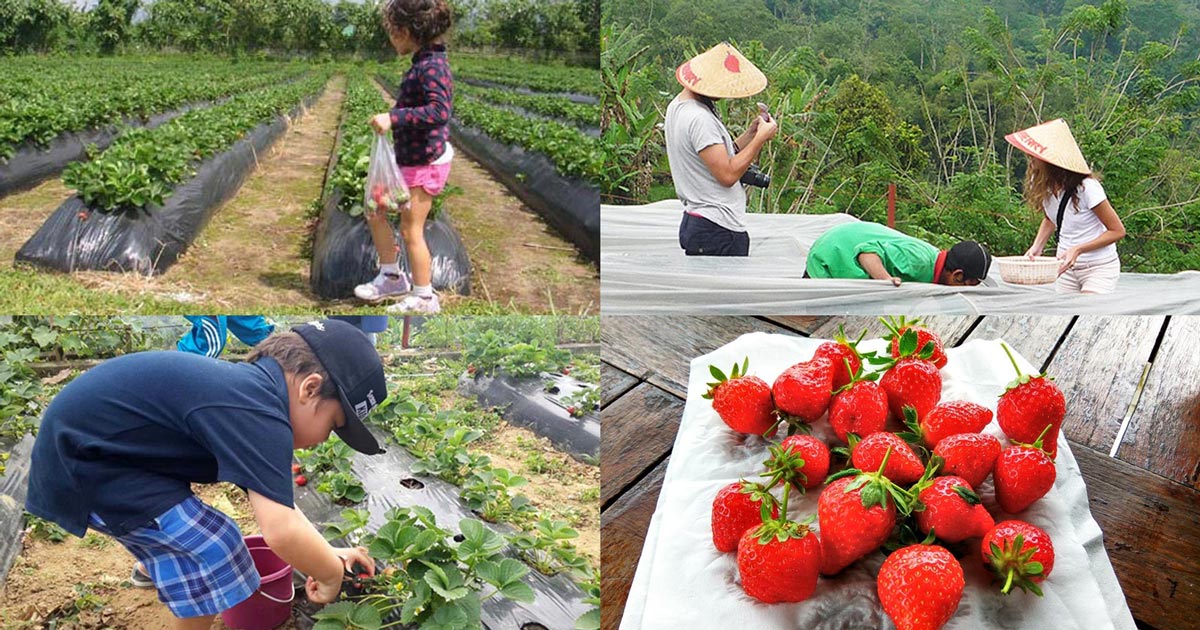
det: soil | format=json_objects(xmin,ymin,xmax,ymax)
[
  {"xmin": 0, "ymin": 485, "xmax": 298, "ymax": 630},
  {"xmin": 0, "ymin": 178, "xmax": 73, "ymax": 264},
  {"xmin": 472, "ymin": 422, "xmax": 600, "ymax": 567}
]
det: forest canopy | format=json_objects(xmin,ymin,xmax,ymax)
[
  {"xmin": 603, "ymin": 0, "xmax": 1200, "ymax": 272},
  {"xmin": 0, "ymin": 0, "xmax": 599, "ymax": 58}
]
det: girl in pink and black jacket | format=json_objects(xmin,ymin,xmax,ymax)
[{"xmin": 358, "ymin": 0, "xmax": 454, "ymax": 314}]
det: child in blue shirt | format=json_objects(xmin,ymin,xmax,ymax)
[
  {"xmin": 26, "ymin": 320, "xmax": 385, "ymax": 630},
  {"xmin": 356, "ymin": 0, "xmax": 455, "ymax": 314}
]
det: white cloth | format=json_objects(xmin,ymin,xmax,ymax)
[
  {"xmin": 1044, "ymin": 177, "xmax": 1117, "ymax": 266},
  {"xmin": 601, "ymin": 201, "xmax": 1200, "ymax": 314},
  {"xmin": 619, "ymin": 332, "xmax": 1136, "ymax": 630},
  {"xmin": 664, "ymin": 95, "xmax": 747, "ymax": 231}
]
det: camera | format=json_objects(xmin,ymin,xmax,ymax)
[{"xmin": 740, "ymin": 164, "xmax": 771, "ymax": 188}]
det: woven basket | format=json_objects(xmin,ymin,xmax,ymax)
[{"xmin": 997, "ymin": 256, "xmax": 1059, "ymax": 285}]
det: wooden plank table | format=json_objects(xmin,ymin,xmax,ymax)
[{"xmin": 601, "ymin": 315, "xmax": 1200, "ymax": 630}]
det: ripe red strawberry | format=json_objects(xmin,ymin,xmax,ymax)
[
  {"xmin": 291, "ymin": 463, "xmax": 302, "ymax": 474},
  {"xmin": 828, "ymin": 364, "xmax": 887, "ymax": 443},
  {"xmin": 772, "ymin": 357, "xmax": 833, "ymax": 423},
  {"xmin": 997, "ymin": 343, "xmax": 1065, "ymax": 458},
  {"xmin": 357, "ymin": 573, "xmax": 370, "ymax": 580},
  {"xmin": 914, "ymin": 400, "xmax": 993, "ymax": 449},
  {"xmin": 933, "ymin": 432, "xmax": 1001, "ymax": 488},
  {"xmin": 877, "ymin": 543, "xmax": 964, "ymax": 630},
  {"xmin": 466, "ymin": 365, "xmax": 476, "ymax": 375},
  {"xmin": 737, "ymin": 510, "xmax": 822, "ymax": 603},
  {"xmin": 981, "ymin": 520, "xmax": 1055, "ymax": 596},
  {"xmin": 763, "ymin": 435, "xmax": 830, "ymax": 490},
  {"xmin": 704, "ymin": 358, "xmax": 776, "ymax": 435},
  {"xmin": 883, "ymin": 316, "xmax": 948, "ymax": 369},
  {"xmin": 295, "ymin": 475, "xmax": 307, "ymax": 486},
  {"xmin": 993, "ymin": 427, "xmax": 1056, "ymax": 513},
  {"xmin": 878, "ymin": 329, "xmax": 942, "ymax": 420},
  {"xmin": 915, "ymin": 476, "xmax": 995, "ymax": 543},
  {"xmin": 812, "ymin": 326, "xmax": 868, "ymax": 391},
  {"xmin": 850, "ymin": 431, "xmax": 924, "ymax": 485},
  {"xmin": 711, "ymin": 481, "xmax": 779, "ymax": 553},
  {"xmin": 566, "ymin": 406, "xmax": 578, "ymax": 416},
  {"xmin": 818, "ymin": 449, "xmax": 912, "ymax": 575}
]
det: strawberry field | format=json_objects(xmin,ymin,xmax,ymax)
[
  {"xmin": 1, "ymin": 43, "xmax": 598, "ymax": 313},
  {"xmin": 0, "ymin": 315, "xmax": 600, "ymax": 630}
]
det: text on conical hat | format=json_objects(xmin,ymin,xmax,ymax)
[{"xmin": 1016, "ymin": 131, "xmax": 1047, "ymax": 155}]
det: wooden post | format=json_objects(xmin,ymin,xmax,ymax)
[
  {"xmin": 887, "ymin": 183, "xmax": 897, "ymax": 228},
  {"xmin": 402, "ymin": 316, "xmax": 411, "ymax": 349}
]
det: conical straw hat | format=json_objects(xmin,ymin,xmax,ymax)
[
  {"xmin": 675, "ymin": 42, "xmax": 767, "ymax": 99},
  {"xmin": 1004, "ymin": 118, "xmax": 1091, "ymax": 174}
]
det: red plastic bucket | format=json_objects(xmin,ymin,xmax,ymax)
[{"xmin": 220, "ymin": 535, "xmax": 295, "ymax": 630}]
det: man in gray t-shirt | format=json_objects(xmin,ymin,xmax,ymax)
[{"xmin": 664, "ymin": 42, "xmax": 777, "ymax": 256}]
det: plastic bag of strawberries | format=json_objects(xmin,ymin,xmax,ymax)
[
  {"xmin": 363, "ymin": 134, "xmax": 411, "ymax": 216},
  {"xmin": 620, "ymin": 331, "xmax": 1135, "ymax": 630}
]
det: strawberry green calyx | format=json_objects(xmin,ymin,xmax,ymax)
[
  {"xmin": 703, "ymin": 357, "xmax": 752, "ymax": 400},
  {"xmin": 999, "ymin": 342, "xmax": 1054, "ymax": 392},
  {"xmin": 881, "ymin": 317, "xmax": 937, "ymax": 357},
  {"xmin": 1010, "ymin": 424, "xmax": 1055, "ymax": 458},
  {"xmin": 906, "ymin": 453, "xmax": 945, "ymax": 506},
  {"xmin": 987, "ymin": 533, "xmax": 1047, "ymax": 596},
  {"xmin": 826, "ymin": 446, "xmax": 915, "ymax": 515},
  {"xmin": 896, "ymin": 405, "xmax": 928, "ymax": 448},
  {"xmin": 866, "ymin": 328, "xmax": 935, "ymax": 369},
  {"xmin": 749, "ymin": 480, "xmax": 815, "ymax": 543},
  {"xmin": 762, "ymin": 442, "xmax": 806, "ymax": 488},
  {"xmin": 832, "ymin": 325, "xmax": 876, "ymax": 361},
  {"xmin": 832, "ymin": 358, "xmax": 880, "ymax": 396}
]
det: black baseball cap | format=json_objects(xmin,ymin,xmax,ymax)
[
  {"xmin": 946, "ymin": 240, "xmax": 992, "ymax": 281},
  {"xmin": 292, "ymin": 319, "xmax": 387, "ymax": 455}
]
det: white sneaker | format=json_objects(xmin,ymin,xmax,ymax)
[
  {"xmin": 354, "ymin": 272, "xmax": 410, "ymax": 302},
  {"xmin": 386, "ymin": 293, "xmax": 441, "ymax": 314}
]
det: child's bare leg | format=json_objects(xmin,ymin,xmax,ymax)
[
  {"xmin": 174, "ymin": 614, "xmax": 215, "ymax": 630},
  {"xmin": 400, "ymin": 187, "xmax": 433, "ymax": 287},
  {"xmin": 365, "ymin": 208, "xmax": 399, "ymax": 266}
]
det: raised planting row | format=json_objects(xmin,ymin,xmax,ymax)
[
  {"xmin": 368, "ymin": 391, "xmax": 599, "ymax": 628},
  {"xmin": 308, "ymin": 70, "xmax": 471, "ymax": 299},
  {"xmin": 16, "ymin": 73, "xmax": 330, "ymax": 274},
  {"xmin": 452, "ymin": 52, "xmax": 599, "ymax": 97},
  {"xmin": 457, "ymin": 82, "xmax": 599, "ymax": 130},
  {"xmin": 0, "ymin": 55, "xmax": 311, "ymax": 162},
  {"xmin": 453, "ymin": 94, "xmax": 601, "ymax": 183},
  {"xmin": 61, "ymin": 72, "xmax": 330, "ymax": 213},
  {"xmin": 376, "ymin": 68, "xmax": 600, "ymax": 261}
]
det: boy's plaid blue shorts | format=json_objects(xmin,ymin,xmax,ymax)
[{"xmin": 88, "ymin": 495, "xmax": 259, "ymax": 618}]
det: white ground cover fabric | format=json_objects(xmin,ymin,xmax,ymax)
[
  {"xmin": 601, "ymin": 201, "xmax": 1200, "ymax": 314},
  {"xmin": 619, "ymin": 332, "xmax": 1136, "ymax": 630}
]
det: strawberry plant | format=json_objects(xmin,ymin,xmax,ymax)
[
  {"xmin": 457, "ymin": 83, "xmax": 598, "ymax": 128},
  {"xmin": 450, "ymin": 52, "xmax": 600, "ymax": 96},
  {"xmin": 297, "ymin": 440, "xmax": 367, "ymax": 504},
  {"xmin": 561, "ymin": 386, "xmax": 600, "ymax": 418},
  {"xmin": 452, "ymin": 94, "xmax": 602, "ymax": 183},
  {"xmin": 0, "ymin": 55, "xmax": 310, "ymax": 161},
  {"xmin": 63, "ymin": 72, "xmax": 329, "ymax": 213},
  {"xmin": 318, "ymin": 471, "xmax": 368, "ymax": 505},
  {"xmin": 460, "ymin": 468, "xmax": 534, "ymax": 523},
  {"xmin": 313, "ymin": 506, "xmax": 535, "ymax": 630}
]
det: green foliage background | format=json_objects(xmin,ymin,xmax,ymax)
[
  {"xmin": 603, "ymin": 0, "xmax": 1200, "ymax": 271},
  {"xmin": 0, "ymin": 0, "xmax": 599, "ymax": 58}
]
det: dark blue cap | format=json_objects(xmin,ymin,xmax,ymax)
[{"xmin": 292, "ymin": 319, "xmax": 387, "ymax": 455}]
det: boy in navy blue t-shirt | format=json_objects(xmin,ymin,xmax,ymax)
[{"xmin": 27, "ymin": 319, "xmax": 385, "ymax": 630}]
